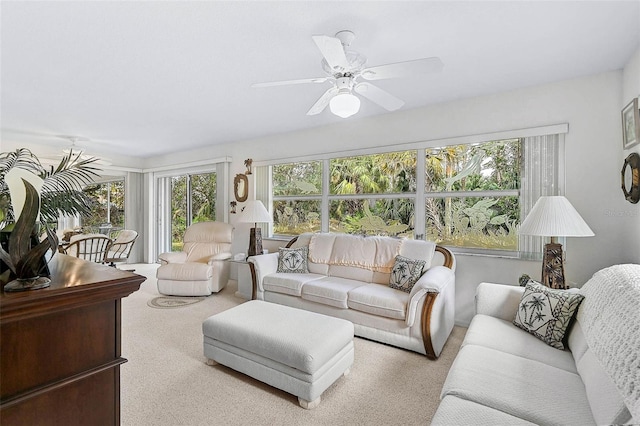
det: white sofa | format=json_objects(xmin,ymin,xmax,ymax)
[
  {"xmin": 248, "ymin": 232, "xmax": 456, "ymax": 359},
  {"xmin": 432, "ymin": 264, "xmax": 640, "ymax": 425}
]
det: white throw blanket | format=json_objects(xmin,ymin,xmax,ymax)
[{"xmin": 577, "ymin": 264, "xmax": 640, "ymax": 420}]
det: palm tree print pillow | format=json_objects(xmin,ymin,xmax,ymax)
[
  {"xmin": 513, "ymin": 280, "xmax": 584, "ymax": 350},
  {"xmin": 389, "ymin": 255, "xmax": 426, "ymax": 293},
  {"xmin": 277, "ymin": 246, "xmax": 309, "ymax": 273}
]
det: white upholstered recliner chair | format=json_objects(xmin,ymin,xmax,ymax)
[{"xmin": 156, "ymin": 221, "xmax": 234, "ymax": 296}]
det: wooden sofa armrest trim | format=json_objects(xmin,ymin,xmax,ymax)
[
  {"xmin": 435, "ymin": 245, "xmax": 454, "ymax": 269},
  {"xmin": 421, "ymin": 292, "xmax": 438, "ymax": 360},
  {"xmin": 285, "ymin": 236, "xmax": 298, "ymax": 248},
  {"xmin": 249, "ymin": 261, "xmax": 257, "ymax": 300}
]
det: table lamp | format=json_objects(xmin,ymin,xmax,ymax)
[
  {"xmin": 519, "ymin": 196, "xmax": 594, "ymax": 289},
  {"xmin": 237, "ymin": 200, "xmax": 272, "ymax": 257}
]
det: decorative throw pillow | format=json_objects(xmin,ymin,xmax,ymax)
[
  {"xmin": 277, "ymin": 246, "xmax": 309, "ymax": 273},
  {"xmin": 513, "ymin": 280, "xmax": 585, "ymax": 350},
  {"xmin": 389, "ymin": 255, "xmax": 426, "ymax": 293}
]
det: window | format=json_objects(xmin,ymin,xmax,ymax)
[
  {"xmin": 82, "ymin": 180, "xmax": 125, "ymax": 234},
  {"xmin": 261, "ymin": 130, "xmax": 562, "ymax": 256},
  {"xmin": 328, "ymin": 151, "xmax": 416, "ymax": 236},
  {"xmin": 271, "ymin": 152, "xmax": 417, "ymax": 237},
  {"xmin": 425, "ymin": 139, "xmax": 520, "ymax": 250},
  {"xmin": 272, "ymin": 161, "xmax": 322, "ymax": 236}
]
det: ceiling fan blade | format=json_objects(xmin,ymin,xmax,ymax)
[
  {"xmin": 354, "ymin": 82, "xmax": 404, "ymax": 111},
  {"xmin": 252, "ymin": 77, "xmax": 329, "ymax": 88},
  {"xmin": 360, "ymin": 57, "xmax": 443, "ymax": 81},
  {"xmin": 306, "ymin": 87, "xmax": 339, "ymax": 116},
  {"xmin": 312, "ymin": 35, "xmax": 350, "ymax": 72}
]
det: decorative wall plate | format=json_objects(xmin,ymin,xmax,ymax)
[
  {"xmin": 621, "ymin": 152, "xmax": 640, "ymax": 204},
  {"xmin": 234, "ymin": 173, "xmax": 248, "ymax": 202}
]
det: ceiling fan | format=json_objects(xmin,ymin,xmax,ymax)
[
  {"xmin": 252, "ymin": 30, "xmax": 443, "ymax": 118},
  {"xmin": 57, "ymin": 136, "xmax": 112, "ymax": 166}
]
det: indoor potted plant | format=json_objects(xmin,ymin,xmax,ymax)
[{"xmin": 0, "ymin": 148, "xmax": 101, "ymax": 289}]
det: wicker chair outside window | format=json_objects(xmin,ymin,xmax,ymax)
[
  {"xmin": 62, "ymin": 234, "xmax": 113, "ymax": 264},
  {"xmin": 105, "ymin": 230, "xmax": 138, "ymax": 267}
]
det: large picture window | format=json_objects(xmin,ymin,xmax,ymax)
[{"xmin": 262, "ymin": 130, "xmax": 561, "ymax": 256}]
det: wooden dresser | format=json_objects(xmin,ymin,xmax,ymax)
[{"xmin": 0, "ymin": 255, "xmax": 145, "ymax": 425}]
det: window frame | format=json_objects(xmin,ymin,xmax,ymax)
[{"xmin": 257, "ymin": 124, "xmax": 567, "ymax": 257}]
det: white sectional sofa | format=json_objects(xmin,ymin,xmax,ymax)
[
  {"xmin": 432, "ymin": 264, "xmax": 640, "ymax": 425},
  {"xmin": 248, "ymin": 232, "xmax": 456, "ymax": 359}
]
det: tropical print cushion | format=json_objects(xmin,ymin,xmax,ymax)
[
  {"xmin": 277, "ymin": 246, "xmax": 309, "ymax": 273},
  {"xmin": 389, "ymin": 255, "xmax": 426, "ymax": 293},
  {"xmin": 513, "ymin": 280, "xmax": 585, "ymax": 349}
]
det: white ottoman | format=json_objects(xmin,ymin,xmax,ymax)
[{"xmin": 202, "ymin": 300, "xmax": 354, "ymax": 409}]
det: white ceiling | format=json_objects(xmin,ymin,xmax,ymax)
[{"xmin": 1, "ymin": 1, "xmax": 639, "ymax": 159}]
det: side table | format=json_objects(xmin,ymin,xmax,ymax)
[{"xmin": 229, "ymin": 258, "xmax": 253, "ymax": 300}]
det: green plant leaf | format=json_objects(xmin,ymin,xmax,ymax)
[{"xmin": 1, "ymin": 148, "xmax": 101, "ymax": 223}]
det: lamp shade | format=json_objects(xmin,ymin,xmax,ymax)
[
  {"xmin": 519, "ymin": 196, "xmax": 594, "ymax": 237},
  {"xmin": 330, "ymin": 92, "xmax": 361, "ymax": 118},
  {"xmin": 237, "ymin": 200, "xmax": 272, "ymax": 224},
  {"xmin": 5, "ymin": 168, "xmax": 44, "ymax": 222}
]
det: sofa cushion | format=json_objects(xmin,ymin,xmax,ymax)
[
  {"xmin": 441, "ymin": 344, "xmax": 595, "ymax": 425},
  {"xmin": 463, "ymin": 314, "xmax": 578, "ymax": 373},
  {"xmin": 347, "ymin": 284, "xmax": 408, "ymax": 320},
  {"xmin": 277, "ymin": 246, "xmax": 309, "ymax": 273},
  {"xmin": 389, "ymin": 255, "xmax": 425, "ymax": 293},
  {"xmin": 156, "ymin": 262, "xmax": 212, "ymax": 281},
  {"xmin": 513, "ymin": 281, "xmax": 584, "ymax": 349},
  {"xmin": 432, "ymin": 395, "xmax": 537, "ymax": 426},
  {"xmin": 263, "ymin": 273, "xmax": 325, "ymax": 297},
  {"xmin": 398, "ymin": 239, "xmax": 436, "ymax": 270},
  {"xmin": 301, "ymin": 277, "xmax": 366, "ymax": 309}
]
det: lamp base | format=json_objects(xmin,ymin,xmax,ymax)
[
  {"xmin": 248, "ymin": 227, "xmax": 263, "ymax": 257},
  {"xmin": 541, "ymin": 242, "xmax": 567, "ymax": 289}
]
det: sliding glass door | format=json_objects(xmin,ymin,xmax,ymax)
[{"xmin": 157, "ymin": 171, "xmax": 217, "ymax": 253}]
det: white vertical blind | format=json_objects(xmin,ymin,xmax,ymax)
[
  {"xmin": 254, "ymin": 165, "xmax": 272, "ymax": 236},
  {"xmin": 125, "ymin": 171, "xmax": 144, "ymax": 263},
  {"xmin": 519, "ymin": 134, "xmax": 562, "ymax": 255}
]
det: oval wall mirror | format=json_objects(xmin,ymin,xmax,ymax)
[
  {"xmin": 621, "ymin": 152, "xmax": 639, "ymax": 204},
  {"xmin": 234, "ymin": 173, "xmax": 248, "ymax": 202}
]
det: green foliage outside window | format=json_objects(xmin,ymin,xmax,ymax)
[
  {"xmin": 271, "ymin": 139, "xmax": 521, "ymax": 250},
  {"xmin": 169, "ymin": 173, "xmax": 217, "ymax": 251},
  {"xmin": 273, "ymin": 162, "xmax": 322, "ymax": 196},
  {"xmin": 82, "ymin": 180, "xmax": 124, "ymax": 233},
  {"xmin": 426, "ymin": 139, "xmax": 521, "ymax": 250}
]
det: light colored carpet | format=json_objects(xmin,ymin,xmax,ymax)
[{"xmin": 120, "ymin": 263, "xmax": 466, "ymax": 426}]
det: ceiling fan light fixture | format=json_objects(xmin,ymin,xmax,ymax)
[{"xmin": 330, "ymin": 91, "xmax": 360, "ymax": 118}]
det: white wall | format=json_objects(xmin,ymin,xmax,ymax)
[
  {"xmin": 8, "ymin": 66, "xmax": 637, "ymax": 326},
  {"xmin": 621, "ymin": 47, "xmax": 640, "ymax": 263},
  {"xmin": 139, "ymin": 68, "xmax": 636, "ymax": 326}
]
